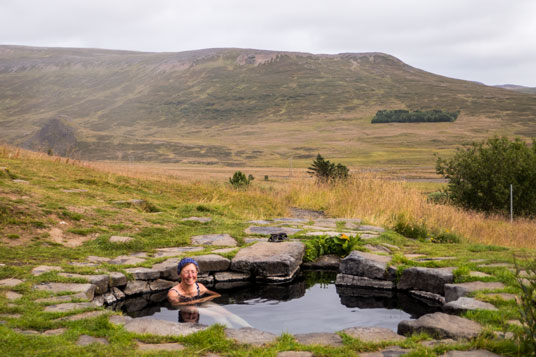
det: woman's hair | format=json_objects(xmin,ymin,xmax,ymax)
[{"xmin": 177, "ymin": 257, "xmax": 199, "ymax": 274}]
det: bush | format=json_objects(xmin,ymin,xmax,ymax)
[
  {"xmin": 514, "ymin": 257, "xmax": 536, "ymax": 354},
  {"xmin": 229, "ymin": 171, "xmax": 254, "ymax": 188},
  {"xmin": 303, "ymin": 233, "xmax": 360, "ymax": 262},
  {"xmin": 371, "ymin": 109, "xmax": 458, "ymax": 123},
  {"xmin": 436, "ymin": 136, "xmax": 536, "ymax": 217},
  {"xmin": 307, "ymin": 154, "xmax": 349, "ymax": 183}
]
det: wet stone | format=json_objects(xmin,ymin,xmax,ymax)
[
  {"xmin": 409, "ymin": 290, "xmax": 445, "ymax": 306},
  {"xmin": 123, "ymin": 280, "xmax": 150, "ymax": 296},
  {"xmin": 31, "ymin": 265, "xmax": 62, "ymax": 276},
  {"xmin": 149, "ymin": 279, "xmax": 175, "ymax": 292},
  {"xmin": 225, "ymin": 327, "xmax": 278, "ymax": 346},
  {"xmin": 0, "ymin": 278, "xmax": 24, "ymax": 287},
  {"xmin": 77, "ymin": 335, "xmax": 109, "ymax": 346},
  {"xmin": 245, "ymin": 226, "xmax": 301, "ymax": 236},
  {"xmin": 293, "ymin": 332, "xmax": 344, "ymax": 347},
  {"xmin": 341, "ymin": 327, "xmax": 405, "ymax": 342},
  {"xmin": 191, "ymin": 234, "xmax": 237, "ymax": 247}
]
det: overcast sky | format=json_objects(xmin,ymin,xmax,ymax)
[{"xmin": 1, "ymin": 0, "xmax": 535, "ymax": 86}]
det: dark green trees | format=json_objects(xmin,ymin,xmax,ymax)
[
  {"xmin": 372, "ymin": 109, "xmax": 459, "ymax": 123},
  {"xmin": 307, "ymin": 154, "xmax": 349, "ymax": 183},
  {"xmin": 436, "ymin": 136, "xmax": 536, "ymax": 217}
]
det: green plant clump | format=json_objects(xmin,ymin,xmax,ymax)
[
  {"xmin": 515, "ymin": 257, "xmax": 536, "ymax": 354},
  {"xmin": 229, "ymin": 171, "xmax": 254, "ymax": 188},
  {"xmin": 371, "ymin": 109, "xmax": 459, "ymax": 123},
  {"xmin": 437, "ymin": 136, "xmax": 536, "ymax": 217},
  {"xmin": 307, "ymin": 154, "xmax": 349, "ymax": 183},
  {"xmin": 303, "ymin": 233, "xmax": 360, "ymax": 262}
]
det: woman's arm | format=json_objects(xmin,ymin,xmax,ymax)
[{"xmin": 167, "ymin": 288, "xmax": 180, "ymax": 305}]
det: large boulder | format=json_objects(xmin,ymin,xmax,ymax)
[
  {"xmin": 335, "ymin": 274, "xmax": 394, "ymax": 289},
  {"xmin": 443, "ymin": 297, "xmax": 498, "ymax": 313},
  {"xmin": 444, "ymin": 282, "xmax": 506, "ymax": 302},
  {"xmin": 194, "ymin": 254, "xmax": 231, "ymax": 272},
  {"xmin": 152, "ymin": 258, "xmax": 180, "ymax": 281},
  {"xmin": 397, "ymin": 267, "xmax": 454, "ymax": 295},
  {"xmin": 398, "ymin": 312, "xmax": 483, "ymax": 340},
  {"xmin": 339, "ymin": 251, "xmax": 395, "ymax": 281},
  {"xmin": 125, "ymin": 267, "xmax": 160, "ymax": 280},
  {"xmin": 230, "ymin": 242, "xmax": 305, "ymax": 279}
]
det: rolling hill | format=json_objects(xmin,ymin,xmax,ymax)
[{"xmin": 1, "ymin": 45, "xmax": 535, "ymax": 167}]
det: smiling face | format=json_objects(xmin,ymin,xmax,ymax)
[{"xmin": 180, "ymin": 263, "xmax": 198, "ymax": 286}]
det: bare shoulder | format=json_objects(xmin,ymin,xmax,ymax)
[{"xmin": 197, "ymin": 282, "xmax": 208, "ymax": 294}]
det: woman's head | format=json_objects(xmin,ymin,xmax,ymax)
[{"xmin": 178, "ymin": 257, "xmax": 199, "ymax": 285}]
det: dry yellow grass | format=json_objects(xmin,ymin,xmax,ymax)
[{"xmin": 2, "ymin": 144, "xmax": 534, "ymax": 249}]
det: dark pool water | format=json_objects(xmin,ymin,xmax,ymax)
[{"xmin": 112, "ymin": 271, "xmax": 440, "ymax": 335}]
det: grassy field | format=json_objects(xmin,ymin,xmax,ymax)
[{"xmin": 1, "ymin": 145, "xmax": 535, "ymax": 356}]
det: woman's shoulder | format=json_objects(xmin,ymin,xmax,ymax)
[{"xmin": 168, "ymin": 284, "xmax": 181, "ymax": 295}]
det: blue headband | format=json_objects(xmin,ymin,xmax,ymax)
[{"xmin": 177, "ymin": 257, "xmax": 199, "ymax": 274}]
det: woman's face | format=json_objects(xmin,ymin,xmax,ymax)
[{"xmin": 180, "ymin": 263, "xmax": 198, "ymax": 286}]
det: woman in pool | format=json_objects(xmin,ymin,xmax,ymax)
[{"xmin": 168, "ymin": 257, "xmax": 221, "ymax": 305}]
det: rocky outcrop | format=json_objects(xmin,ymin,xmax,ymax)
[
  {"xmin": 397, "ymin": 267, "xmax": 454, "ymax": 295},
  {"xmin": 339, "ymin": 251, "xmax": 396, "ymax": 281}
]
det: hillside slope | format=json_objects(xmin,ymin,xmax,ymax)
[{"xmin": 1, "ymin": 45, "xmax": 535, "ymax": 166}]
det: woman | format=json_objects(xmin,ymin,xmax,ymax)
[{"xmin": 168, "ymin": 257, "xmax": 221, "ymax": 305}]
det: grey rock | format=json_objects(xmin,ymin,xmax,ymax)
[
  {"xmin": 340, "ymin": 251, "xmax": 394, "ymax": 280},
  {"xmin": 358, "ymin": 346, "xmax": 410, "ymax": 357},
  {"xmin": 87, "ymin": 256, "xmax": 112, "ymax": 263},
  {"xmin": 194, "ymin": 254, "xmax": 231, "ymax": 272},
  {"xmin": 443, "ymin": 297, "xmax": 498, "ymax": 313},
  {"xmin": 277, "ymin": 352, "xmax": 314, "ymax": 357},
  {"xmin": 440, "ymin": 351, "xmax": 501, "ymax": 357},
  {"xmin": 420, "ymin": 339, "xmax": 457, "ymax": 348},
  {"xmin": 469, "ymin": 271, "xmax": 492, "ymax": 278},
  {"xmin": 5, "ymin": 291, "xmax": 22, "ymax": 300},
  {"xmin": 58, "ymin": 273, "xmax": 109, "ymax": 294},
  {"xmin": 341, "ymin": 327, "xmax": 405, "ymax": 342},
  {"xmin": 124, "ymin": 318, "xmax": 206, "ymax": 336},
  {"xmin": 125, "ymin": 267, "xmax": 160, "ymax": 280},
  {"xmin": 77, "ymin": 335, "xmax": 109, "ymax": 346},
  {"xmin": 123, "ymin": 280, "xmax": 150, "ymax": 296},
  {"xmin": 112, "ymin": 287, "xmax": 126, "ymax": 300},
  {"xmin": 34, "ymin": 283, "xmax": 95, "ymax": 300},
  {"xmin": 101, "ymin": 292, "xmax": 117, "ymax": 305},
  {"xmin": 211, "ymin": 248, "xmax": 238, "ymax": 254},
  {"xmin": 293, "ymin": 332, "xmax": 343, "ymax": 347},
  {"xmin": 364, "ymin": 244, "xmax": 392, "ymax": 254},
  {"xmin": 360, "ymin": 233, "xmax": 381, "ymax": 240},
  {"xmin": 44, "ymin": 302, "xmax": 95, "ymax": 313},
  {"xmin": 301, "ymin": 254, "xmax": 341, "ymax": 270},
  {"xmin": 154, "ymin": 246, "xmax": 204, "ymax": 258},
  {"xmin": 0, "ymin": 278, "xmax": 24, "ymax": 287},
  {"xmin": 61, "ymin": 188, "xmax": 88, "ymax": 193},
  {"xmin": 245, "ymin": 226, "xmax": 301, "ymax": 236},
  {"xmin": 398, "ymin": 312, "xmax": 483, "ymax": 340},
  {"xmin": 274, "ymin": 217, "xmax": 309, "ymax": 223},
  {"xmin": 108, "ymin": 255, "xmax": 146, "ymax": 265},
  {"xmin": 214, "ymin": 271, "xmax": 251, "ymax": 282},
  {"xmin": 108, "ymin": 314, "xmax": 132, "ymax": 325},
  {"xmin": 35, "ymin": 292, "xmax": 89, "ymax": 303},
  {"xmin": 109, "ymin": 235, "xmax": 134, "ymax": 243},
  {"xmin": 397, "ymin": 267, "xmax": 454, "ymax": 295},
  {"xmin": 478, "ymin": 263, "xmax": 512, "ymax": 268},
  {"xmin": 152, "ymin": 258, "xmax": 180, "ymax": 280},
  {"xmin": 191, "ymin": 234, "xmax": 237, "ymax": 247},
  {"xmin": 335, "ymin": 274, "xmax": 394, "ymax": 289},
  {"xmin": 57, "ymin": 310, "xmax": 108, "ymax": 321},
  {"xmin": 247, "ymin": 219, "xmax": 273, "ymax": 224},
  {"xmin": 244, "ymin": 237, "xmax": 267, "ymax": 244},
  {"xmin": 231, "ymin": 241, "xmax": 305, "ymax": 278},
  {"xmin": 109, "ymin": 272, "xmax": 127, "ymax": 287},
  {"xmin": 149, "ymin": 279, "xmax": 175, "ymax": 292},
  {"xmin": 358, "ymin": 225, "xmax": 385, "ymax": 232},
  {"xmin": 484, "ymin": 293, "xmax": 517, "ymax": 301},
  {"xmin": 197, "ymin": 273, "xmax": 215, "ymax": 286},
  {"xmin": 136, "ymin": 342, "xmax": 185, "ymax": 351},
  {"xmin": 42, "ymin": 328, "xmax": 67, "ymax": 336},
  {"xmin": 12, "ymin": 179, "xmax": 29, "ymax": 184},
  {"xmin": 182, "ymin": 216, "xmax": 212, "ymax": 223},
  {"xmin": 444, "ymin": 282, "xmax": 506, "ymax": 302},
  {"xmin": 224, "ymin": 327, "xmax": 278, "ymax": 346},
  {"xmin": 409, "ymin": 290, "xmax": 446, "ymax": 306},
  {"xmin": 31, "ymin": 265, "xmax": 62, "ymax": 276}
]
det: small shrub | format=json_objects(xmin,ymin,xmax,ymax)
[
  {"xmin": 6, "ymin": 234, "xmax": 20, "ymax": 240},
  {"xmin": 392, "ymin": 214, "xmax": 429, "ymax": 240},
  {"xmin": 229, "ymin": 171, "xmax": 254, "ymax": 188},
  {"xmin": 431, "ymin": 230, "xmax": 461, "ymax": 244},
  {"xmin": 427, "ymin": 191, "xmax": 449, "ymax": 205},
  {"xmin": 307, "ymin": 154, "xmax": 349, "ymax": 183},
  {"xmin": 514, "ymin": 257, "xmax": 536, "ymax": 354},
  {"xmin": 303, "ymin": 234, "xmax": 360, "ymax": 262}
]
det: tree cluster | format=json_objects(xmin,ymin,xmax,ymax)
[
  {"xmin": 436, "ymin": 136, "xmax": 536, "ymax": 217},
  {"xmin": 371, "ymin": 109, "xmax": 459, "ymax": 123},
  {"xmin": 307, "ymin": 154, "xmax": 349, "ymax": 183}
]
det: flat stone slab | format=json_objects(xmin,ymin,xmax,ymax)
[
  {"xmin": 360, "ymin": 233, "xmax": 381, "ymax": 240},
  {"xmin": 195, "ymin": 254, "xmax": 231, "ymax": 272},
  {"xmin": 484, "ymin": 293, "xmax": 517, "ymax": 301},
  {"xmin": 77, "ymin": 335, "xmax": 109, "ymax": 346},
  {"xmin": 57, "ymin": 310, "xmax": 109, "ymax": 321},
  {"xmin": 247, "ymin": 219, "xmax": 273, "ymax": 225},
  {"xmin": 211, "ymin": 248, "xmax": 238, "ymax": 254},
  {"xmin": 124, "ymin": 318, "xmax": 206, "ymax": 336},
  {"xmin": 277, "ymin": 352, "xmax": 314, "ymax": 357},
  {"xmin": 301, "ymin": 254, "xmax": 341, "ymax": 270},
  {"xmin": 34, "ymin": 283, "xmax": 95, "ymax": 300},
  {"xmin": 340, "ymin": 250, "xmax": 394, "ymax": 280},
  {"xmin": 469, "ymin": 271, "xmax": 492, "ymax": 278},
  {"xmin": 191, "ymin": 234, "xmax": 237, "ymax": 247},
  {"xmin": 5, "ymin": 291, "xmax": 23, "ymax": 300},
  {"xmin": 123, "ymin": 280, "xmax": 150, "ymax": 296},
  {"xmin": 109, "ymin": 235, "xmax": 134, "ymax": 243},
  {"xmin": 244, "ymin": 237, "xmax": 267, "ymax": 244},
  {"xmin": 398, "ymin": 312, "xmax": 483, "ymax": 340},
  {"xmin": 336, "ymin": 274, "xmax": 394, "ymax": 290},
  {"xmin": 274, "ymin": 217, "xmax": 310, "ymax": 223},
  {"xmin": 397, "ymin": 267, "xmax": 454, "ymax": 295},
  {"xmin": 152, "ymin": 258, "xmax": 180, "ymax": 280},
  {"xmin": 444, "ymin": 297, "xmax": 498, "ymax": 313},
  {"xmin": 230, "ymin": 241, "xmax": 305, "ymax": 278},
  {"xmin": 31, "ymin": 265, "xmax": 62, "ymax": 276},
  {"xmin": 357, "ymin": 225, "xmax": 385, "ymax": 232},
  {"xmin": 0, "ymin": 278, "xmax": 24, "ymax": 287},
  {"xmin": 153, "ymin": 246, "xmax": 204, "ymax": 258},
  {"xmin": 225, "ymin": 327, "xmax": 278, "ymax": 346},
  {"xmin": 58, "ymin": 273, "xmax": 109, "ymax": 294},
  {"xmin": 61, "ymin": 189, "xmax": 88, "ymax": 193},
  {"xmin": 109, "ymin": 315, "xmax": 132, "ymax": 325},
  {"xmin": 364, "ymin": 244, "xmax": 392, "ymax": 254},
  {"xmin": 136, "ymin": 342, "xmax": 185, "ymax": 351},
  {"xmin": 444, "ymin": 281, "xmax": 506, "ymax": 302},
  {"xmin": 358, "ymin": 346, "xmax": 410, "ymax": 357},
  {"xmin": 87, "ymin": 256, "xmax": 112, "ymax": 263},
  {"xmin": 478, "ymin": 263, "xmax": 512, "ymax": 268},
  {"xmin": 108, "ymin": 255, "xmax": 146, "ymax": 265},
  {"xmin": 42, "ymin": 328, "xmax": 67, "ymax": 336},
  {"xmin": 440, "ymin": 351, "xmax": 501, "ymax": 357},
  {"xmin": 293, "ymin": 332, "xmax": 343, "ymax": 347},
  {"xmin": 245, "ymin": 226, "xmax": 302, "ymax": 236},
  {"xmin": 35, "ymin": 292, "xmax": 90, "ymax": 303},
  {"xmin": 182, "ymin": 216, "xmax": 212, "ymax": 223},
  {"xmin": 44, "ymin": 302, "xmax": 96, "ymax": 313},
  {"xmin": 214, "ymin": 271, "xmax": 251, "ymax": 282},
  {"xmin": 125, "ymin": 267, "xmax": 161, "ymax": 280},
  {"xmin": 341, "ymin": 327, "xmax": 405, "ymax": 342}
]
